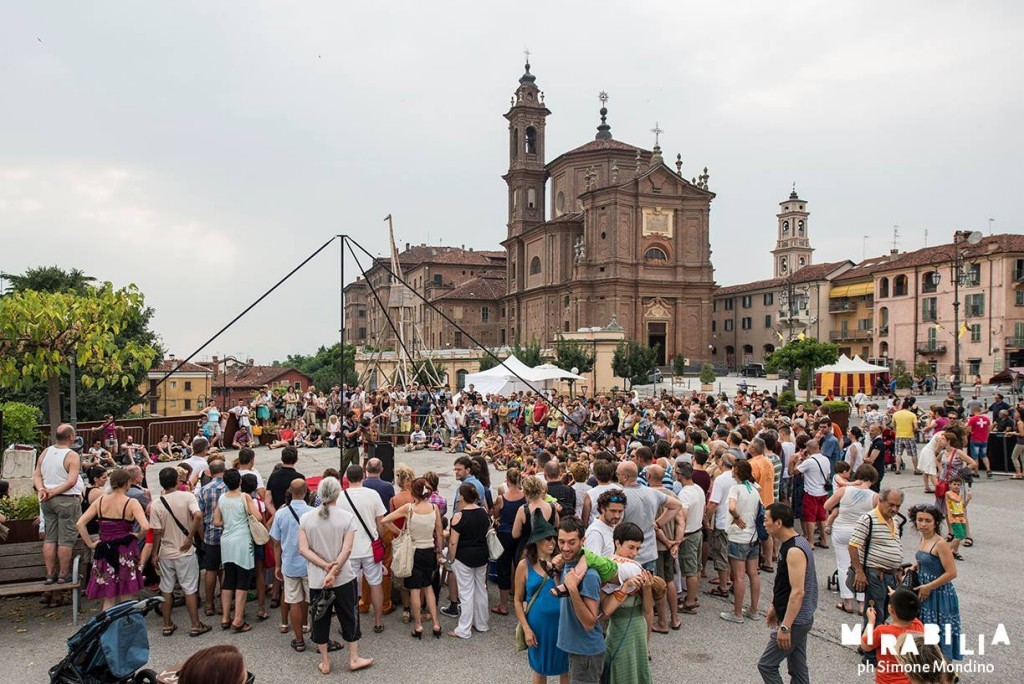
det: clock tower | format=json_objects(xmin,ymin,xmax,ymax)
[{"xmin": 771, "ymin": 187, "xmax": 814, "ymax": 277}]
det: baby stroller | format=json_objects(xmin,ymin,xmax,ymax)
[{"xmin": 50, "ymin": 597, "xmax": 163, "ymax": 683}]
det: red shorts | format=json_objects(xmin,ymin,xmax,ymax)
[{"xmin": 802, "ymin": 493, "xmax": 828, "ymax": 522}]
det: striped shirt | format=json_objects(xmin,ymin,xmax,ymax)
[
  {"xmin": 849, "ymin": 509, "xmax": 903, "ymax": 571},
  {"xmin": 768, "ymin": 452, "xmax": 783, "ymax": 502}
]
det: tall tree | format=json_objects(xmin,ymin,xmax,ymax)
[
  {"xmin": 478, "ymin": 350, "xmax": 500, "ymax": 372},
  {"xmin": 0, "ymin": 284, "xmax": 159, "ymax": 438},
  {"xmin": 612, "ymin": 340, "xmax": 658, "ymax": 391},
  {"xmin": 765, "ymin": 337, "xmax": 840, "ymax": 399},
  {"xmin": 278, "ymin": 343, "xmax": 358, "ymax": 390},
  {"xmin": 0, "ymin": 267, "xmax": 163, "ymax": 421},
  {"xmin": 553, "ymin": 336, "xmax": 595, "ymax": 374},
  {"xmin": 510, "ymin": 338, "xmax": 544, "ymax": 367}
]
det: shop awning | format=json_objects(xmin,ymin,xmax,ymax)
[{"xmin": 829, "ymin": 282, "xmax": 873, "ymax": 298}]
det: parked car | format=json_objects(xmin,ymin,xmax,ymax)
[
  {"xmin": 648, "ymin": 369, "xmax": 664, "ymax": 384},
  {"xmin": 740, "ymin": 364, "xmax": 767, "ymax": 378}
]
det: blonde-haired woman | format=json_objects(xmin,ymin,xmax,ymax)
[
  {"xmin": 390, "ymin": 463, "xmax": 417, "ymax": 622},
  {"xmin": 491, "ymin": 468, "xmax": 526, "ymax": 615},
  {"xmin": 512, "ymin": 476, "xmax": 557, "ymax": 566}
]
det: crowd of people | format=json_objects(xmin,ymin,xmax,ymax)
[{"xmin": 21, "ymin": 380, "xmax": 1021, "ymax": 683}]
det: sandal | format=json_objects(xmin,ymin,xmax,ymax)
[
  {"xmin": 670, "ymin": 620, "xmax": 682, "ymax": 630},
  {"xmin": 189, "ymin": 623, "xmax": 212, "ymax": 637},
  {"xmin": 835, "ymin": 602, "xmax": 855, "ymax": 614},
  {"xmin": 291, "ymin": 638, "xmax": 307, "ymax": 652},
  {"xmin": 963, "ymin": 537, "xmax": 974, "ymax": 548},
  {"xmin": 162, "ymin": 624, "xmax": 178, "ymax": 637},
  {"xmin": 373, "ymin": 624, "xmax": 385, "ymax": 634},
  {"xmin": 326, "ymin": 640, "xmax": 344, "ymax": 652},
  {"xmin": 279, "ymin": 624, "xmax": 290, "ymax": 634},
  {"xmin": 256, "ymin": 610, "xmax": 269, "ymax": 621},
  {"xmin": 679, "ymin": 604, "xmax": 699, "ymax": 614},
  {"xmin": 706, "ymin": 587, "xmax": 730, "ymax": 598},
  {"xmin": 231, "ymin": 621, "xmax": 253, "ymax": 633},
  {"xmin": 204, "ymin": 607, "xmax": 216, "ymax": 617},
  {"xmin": 221, "ymin": 621, "xmax": 231, "ymax": 630},
  {"xmin": 952, "ymin": 553, "xmax": 965, "ymax": 561},
  {"xmin": 490, "ymin": 606, "xmax": 509, "ymax": 615}
]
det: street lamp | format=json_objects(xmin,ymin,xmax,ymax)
[{"xmin": 929, "ymin": 230, "xmax": 982, "ymax": 402}]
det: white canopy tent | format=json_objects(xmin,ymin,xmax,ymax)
[
  {"xmin": 530, "ymin": 363, "xmax": 586, "ymax": 390},
  {"xmin": 462, "ymin": 355, "xmax": 539, "ymax": 397}
]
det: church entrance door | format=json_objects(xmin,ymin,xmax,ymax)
[{"xmin": 647, "ymin": 322, "xmax": 667, "ymax": 366}]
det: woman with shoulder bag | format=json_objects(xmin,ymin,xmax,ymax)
[
  {"xmin": 380, "ymin": 477, "xmax": 443, "ymax": 639},
  {"xmin": 447, "ymin": 483, "xmax": 490, "ymax": 639},
  {"xmin": 513, "ymin": 511, "xmax": 568, "ymax": 683},
  {"xmin": 214, "ymin": 469, "xmax": 261, "ymax": 632}
]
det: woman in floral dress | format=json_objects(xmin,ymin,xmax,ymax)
[{"xmin": 76, "ymin": 468, "xmax": 149, "ymax": 611}]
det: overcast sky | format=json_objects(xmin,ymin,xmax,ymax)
[{"xmin": 3, "ymin": 1, "xmax": 1021, "ymax": 363}]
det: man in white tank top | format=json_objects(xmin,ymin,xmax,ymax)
[{"xmin": 32, "ymin": 424, "xmax": 84, "ymax": 584}]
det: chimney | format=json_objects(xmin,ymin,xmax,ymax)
[
  {"xmin": 246, "ymin": 358, "xmax": 254, "ymax": 366},
  {"xmin": 405, "ymin": 242, "xmax": 409, "ymax": 251},
  {"xmin": 890, "ymin": 248, "xmax": 899, "ymax": 255}
]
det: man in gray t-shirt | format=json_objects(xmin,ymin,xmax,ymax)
[{"xmin": 616, "ymin": 461, "xmax": 681, "ymax": 567}]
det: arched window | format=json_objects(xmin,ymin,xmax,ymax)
[
  {"xmin": 893, "ymin": 274, "xmax": 909, "ymax": 296},
  {"xmin": 743, "ymin": 344, "xmax": 754, "ymax": 354},
  {"xmin": 456, "ymin": 369, "xmax": 468, "ymax": 390},
  {"xmin": 782, "ymin": 220, "xmax": 790, "ymax": 234},
  {"xmin": 556, "ymin": 191, "xmax": 566, "ymax": 215},
  {"xmin": 763, "ymin": 343, "xmax": 775, "ymax": 354},
  {"xmin": 879, "ymin": 341, "xmax": 889, "ymax": 357},
  {"xmin": 529, "ymin": 256, "xmax": 542, "ymax": 275},
  {"xmin": 798, "ymin": 256, "xmax": 806, "ymax": 269},
  {"xmin": 525, "ymin": 126, "xmax": 537, "ymax": 154},
  {"xmin": 797, "ymin": 220, "xmax": 805, "ymax": 235},
  {"xmin": 511, "ymin": 129, "xmax": 519, "ymax": 159},
  {"xmin": 780, "ymin": 257, "xmax": 789, "ymax": 273},
  {"xmin": 644, "ymin": 247, "xmax": 668, "ymax": 261},
  {"xmin": 878, "ymin": 306, "xmax": 889, "ymax": 337},
  {"xmin": 527, "ymin": 187, "xmax": 536, "ymax": 209},
  {"xmin": 922, "ymin": 271, "xmax": 938, "ymax": 293},
  {"xmin": 879, "ymin": 277, "xmax": 889, "ymax": 298},
  {"xmin": 725, "ymin": 345, "xmax": 735, "ymax": 355}
]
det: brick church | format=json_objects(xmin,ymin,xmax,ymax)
[
  {"xmin": 347, "ymin": 61, "xmax": 718, "ymax": 369},
  {"xmin": 501, "ymin": 61, "xmax": 717, "ymax": 365}
]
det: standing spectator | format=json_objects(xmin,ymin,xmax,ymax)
[
  {"xmin": 908, "ymin": 504, "xmax": 962, "ymax": 661},
  {"xmin": 864, "ymin": 424, "xmax": 887, "ymax": 493},
  {"xmin": 758, "ymin": 502, "xmax": 818, "ymax": 684},
  {"xmin": 201, "ymin": 400, "xmax": 223, "ymax": 449},
  {"xmin": 269, "ymin": 478, "xmax": 313, "ymax": 651},
  {"xmin": 892, "ymin": 400, "xmax": 920, "ymax": 475},
  {"xmin": 214, "ymin": 469, "xmax": 259, "ymax": 632},
  {"xmin": 149, "ymin": 466, "xmax": 209, "ymax": 637},
  {"xmin": 746, "ymin": 438, "xmax": 776, "ymax": 571},
  {"xmin": 196, "ymin": 459, "xmax": 227, "ymax": 618},
  {"xmin": 584, "ymin": 489, "xmax": 625, "ymax": 557},
  {"xmin": 555, "ymin": 516, "xmax": 605, "ymax": 684},
  {"xmin": 790, "ymin": 439, "xmax": 831, "ymax": 548},
  {"xmin": 721, "ymin": 459, "xmax": 762, "ymax": 624},
  {"xmin": 341, "ymin": 412, "xmax": 361, "ymax": 470},
  {"xmin": 816, "ymin": 419, "xmax": 842, "ymax": 470},
  {"xmin": 492, "ymin": 468, "xmax": 527, "ymax": 616},
  {"xmin": 675, "ymin": 462, "xmax": 705, "ymax": 615},
  {"xmin": 33, "ymin": 424, "xmax": 83, "ymax": 586},
  {"xmin": 337, "ymin": 464, "xmax": 387, "ymax": 633},
  {"xmin": 849, "ymin": 487, "xmax": 906, "ymax": 663},
  {"xmin": 823, "ymin": 465, "xmax": 877, "ymax": 614},
  {"xmin": 580, "ymin": 459, "xmax": 617, "ymax": 525},
  {"xmin": 966, "ymin": 403, "xmax": 993, "ymax": 478},
  {"xmin": 265, "ymin": 446, "xmax": 304, "ymax": 516},
  {"xmin": 649, "ymin": 464, "xmax": 682, "ymax": 633},
  {"xmin": 184, "ymin": 437, "xmax": 212, "ymax": 489},
  {"xmin": 447, "ymin": 483, "xmax": 490, "ymax": 639},
  {"xmin": 299, "ymin": 477, "xmax": 374, "ymax": 675},
  {"xmin": 360, "ymin": 458, "xmax": 395, "ymax": 617},
  {"xmin": 599, "ymin": 523, "xmax": 654, "ymax": 684},
  {"xmin": 513, "ymin": 511, "xmax": 569, "ymax": 682},
  {"xmin": 705, "ymin": 454, "xmax": 737, "ymax": 598},
  {"xmin": 544, "ymin": 461, "xmax": 576, "ymax": 518},
  {"xmin": 76, "ymin": 468, "xmax": 149, "ymax": 611},
  {"xmin": 616, "ymin": 461, "xmax": 681, "ymax": 571}
]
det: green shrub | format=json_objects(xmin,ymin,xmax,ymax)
[
  {"xmin": 822, "ymin": 400, "xmax": 851, "ymax": 415},
  {"xmin": 673, "ymin": 355, "xmax": 688, "ymax": 377},
  {"xmin": 0, "ymin": 492, "xmax": 40, "ymax": 521},
  {"xmin": 1, "ymin": 401, "xmax": 43, "ymax": 447},
  {"xmin": 699, "ymin": 363, "xmax": 716, "ymax": 385}
]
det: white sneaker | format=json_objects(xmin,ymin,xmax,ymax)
[
  {"xmin": 744, "ymin": 609, "xmax": 760, "ymax": 620},
  {"xmin": 719, "ymin": 611, "xmax": 745, "ymax": 624}
]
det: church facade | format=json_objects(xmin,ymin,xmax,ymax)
[{"xmin": 500, "ymin": 63, "xmax": 717, "ymax": 366}]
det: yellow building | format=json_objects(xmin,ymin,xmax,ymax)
[{"xmin": 137, "ymin": 358, "xmax": 213, "ymax": 417}]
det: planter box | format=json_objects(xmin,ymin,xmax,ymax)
[
  {"xmin": 1, "ymin": 519, "xmax": 40, "ymax": 544},
  {"xmin": 766, "ymin": 373, "xmax": 780, "ymax": 380},
  {"xmin": 700, "ymin": 384, "xmax": 715, "ymax": 392}
]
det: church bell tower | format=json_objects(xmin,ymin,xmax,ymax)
[
  {"xmin": 503, "ymin": 59, "xmax": 550, "ymax": 241},
  {"xmin": 771, "ymin": 186, "xmax": 814, "ymax": 277}
]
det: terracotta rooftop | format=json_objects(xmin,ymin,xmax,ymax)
[
  {"xmin": 151, "ymin": 359, "xmax": 212, "ymax": 374},
  {"xmin": 876, "ymin": 233, "xmax": 1024, "ymax": 272},
  {"xmin": 220, "ymin": 365, "xmax": 311, "ymax": 389},
  {"xmin": 432, "ymin": 275, "xmax": 506, "ymax": 302},
  {"xmin": 385, "ymin": 245, "xmax": 506, "ymax": 268},
  {"xmin": 715, "ymin": 261, "xmax": 851, "ymax": 297},
  {"xmin": 830, "ymin": 254, "xmax": 899, "ymax": 283}
]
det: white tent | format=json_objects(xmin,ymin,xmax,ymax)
[
  {"xmin": 530, "ymin": 363, "xmax": 585, "ymax": 390},
  {"xmin": 462, "ymin": 355, "xmax": 538, "ymax": 397}
]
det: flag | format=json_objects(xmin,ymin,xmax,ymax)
[
  {"xmin": 774, "ymin": 329, "xmax": 784, "ymax": 342},
  {"xmin": 797, "ymin": 331, "xmax": 806, "ymax": 341},
  {"xmin": 958, "ymin": 322, "xmax": 969, "ymax": 339}
]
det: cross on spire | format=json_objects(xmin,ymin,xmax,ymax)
[
  {"xmin": 598, "ymin": 91, "xmax": 609, "ymax": 105},
  {"xmin": 524, "ymin": 47, "xmax": 531, "ymax": 64},
  {"xmin": 651, "ymin": 121, "xmax": 663, "ymax": 147}
]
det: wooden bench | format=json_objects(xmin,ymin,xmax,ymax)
[{"xmin": 0, "ymin": 540, "xmax": 83, "ymax": 626}]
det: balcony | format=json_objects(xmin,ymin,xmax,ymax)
[
  {"xmin": 917, "ymin": 342, "xmax": 947, "ymax": 355},
  {"xmin": 1006, "ymin": 336, "xmax": 1024, "ymax": 349},
  {"xmin": 830, "ymin": 329, "xmax": 873, "ymax": 342},
  {"xmin": 828, "ymin": 299, "xmax": 856, "ymax": 313}
]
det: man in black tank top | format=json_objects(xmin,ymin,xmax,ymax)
[{"xmin": 758, "ymin": 503, "xmax": 818, "ymax": 684}]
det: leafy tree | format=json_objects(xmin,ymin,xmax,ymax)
[
  {"xmin": 0, "ymin": 267, "xmax": 163, "ymax": 422},
  {"xmin": 765, "ymin": 337, "xmax": 840, "ymax": 399},
  {"xmin": 0, "ymin": 284, "xmax": 160, "ymax": 439},
  {"xmin": 478, "ymin": 351, "xmax": 500, "ymax": 372},
  {"xmin": 553, "ymin": 336, "xmax": 595, "ymax": 374},
  {"xmin": 510, "ymin": 338, "xmax": 544, "ymax": 368},
  {"xmin": 1, "ymin": 401, "xmax": 43, "ymax": 446},
  {"xmin": 278, "ymin": 343, "xmax": 358, "ymax": 389},
  {"xmin": 612, "ymin": 340, "xmax": 658, "ymax": 390},
  {"xmin": 673, "ymin": 355, "xmax": 688, "ymax": 377},
  {"xmin": 913, "ymin": 362, "xmax": 933, "ymax": 380},
  {"xmin": 699, "ymin": 363, "xmax": 716, "ymax": 386},
  {"xmin": 892, "ymin": 360, "xmax": 913, "ymax": 389}
]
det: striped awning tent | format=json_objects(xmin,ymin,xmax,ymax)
[{"xmin": 815, "ymin": 355, "xmax": 890, "ymax": 396}]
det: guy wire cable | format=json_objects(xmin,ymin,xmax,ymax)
[{"xmin": 142, "ymin": 235, "xmax": 340, "ymax": 405}]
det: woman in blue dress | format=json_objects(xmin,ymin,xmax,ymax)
[
  {"xmin": 513, "ymin": 511, "xmax": 568, "ymax": 683},
  {"xmin": 909, "ymin": 504, "xmax": 962, "ymax": 661}
]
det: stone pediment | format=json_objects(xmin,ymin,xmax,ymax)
[{"xmin": 635, "ymin": 164, "xmax": 713, "ymax": 198}]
